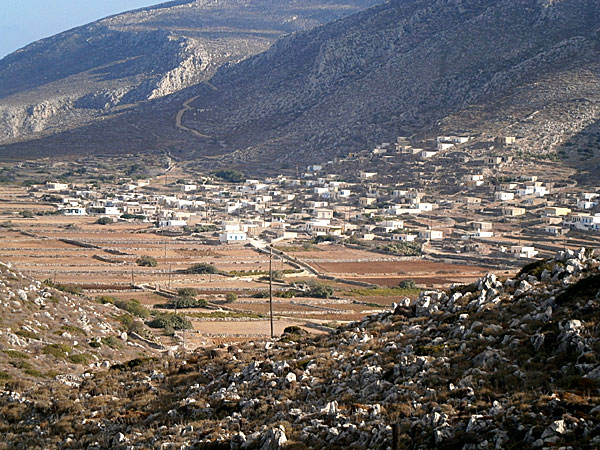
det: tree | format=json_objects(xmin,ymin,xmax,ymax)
[
  {"xmin": 399, "ymin": 279, "xmax": 417, "ymax": 289},
  {"xmin": 307, "ymin": 282, "xmax": 334, "ymax": 299},
  {"xmin": 214, "ymin": 169, "xmax": 245, "ymax": 183},
  {"xmin": 177, "ymin": 287, "xmax": 198, "ymax": 297},
  {"xmin": 136, "ymin": 256, "xmax": 157, "ymax": 267},
  {"xmin": 225, "ymin": 293, "xmax": 238, "ymax": 303}
]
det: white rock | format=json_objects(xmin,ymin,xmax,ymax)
[{"xmin": 284, "ymin": 372, "xmax": 296, "ymax": 384}]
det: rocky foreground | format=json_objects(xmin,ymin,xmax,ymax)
[{"xmin": 1, "ymin": 250, "xmax": 599, "ymax": 449}]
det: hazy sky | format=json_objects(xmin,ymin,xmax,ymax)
[{"xmin": 0, "ymin": 0, "xmax": 161, "ymax": 59}]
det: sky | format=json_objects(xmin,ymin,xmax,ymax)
[{"xmin": 0, "ymin": 0, "xmax": 162, "ymax": 59}]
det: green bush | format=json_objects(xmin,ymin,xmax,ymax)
[
  {"xmin": 225, "ymin": 293, "xmax": 238, "ymax": 303},
  {"xmin": 185, "ymin": 263, "xmax": 219, "ymax": 274},
  {"xmin": 114, "ymin": 299, "xmax": 150, "ymax": 318},
  {"xmin": 2, "ymin": 350, "xmax": 29, "ymax": 359},
  {"xmin": 101, "ymin": 336, "xmax": 122, "ymax": 349},
  {"xmin": 121, "ymin": 213, "xmax": 145, "ymax": 220},
  {"xmin": 42, "ymin": 344, "xmax": 72, "ymax": 359},
  {"xmin": 159, "ymin": 296, "xmax": 207, "ymax": 309},
  {"xmin": 177, "ymin": 287, "xmax": 198, "ymax": 297},
  {"xmin": 60, "ymin": 325, "xmax": 87, "ymax": 336},
  {"xmin": 16, "ymin": 329, "xmax": 40, "ymax": 340},
  {"xmin": 398, "ymin": 279, "xmax": 417, "ymax": 289},
  {"xmin": 136, "ymin": 256, "xmax": 157, "ymax": 267},
  {"xmin": 96, "ymin": 295, "xmax": 116, "ymax": 304},
  {"xmin": 307, "ymin": 283, "xmax": 334, "ymax": 299},
  {"xmin": 214, "ymin": 169, "xmax": 245, "ymax": 183},
  {"xmin": 68, "ymin": 354, "xmax": 91, "ymax": 365},
  {"xmin": 95, "ymin": 216, "xmax": 113, "ymax": 225},
  {"xmin": 147, "ymin": 313, "xmax": 192, "ymax": 330},
  {"xmin": 43, "ymin": 279, "xmax": 82, "ymax": 295}
]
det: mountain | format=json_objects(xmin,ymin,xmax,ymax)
[
  {"xmin": 1, "ymin": 0, "xmax": 599, "ymax": 176},
  {"xmin": 0, "ymin": 0, "xmax": 380, "ymax": 145},
  {"xmin": 2, "ymin": 249, "xmax": 599, "ymax": 448},
  {"xmin": 179, "ymin": 0, "xmax": 600, "ymax": 167}
]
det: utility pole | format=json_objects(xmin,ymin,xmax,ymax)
[
  {"xmin": 131, "ymin": 269, "xmax": 134, "ymax": 286},
  {"xmin": 168, "ymin": 264, "xmax": 172, "ymax": 290},
  {"xmin": 269, "ymin": 245, "xmax": 274, "ymax": 339}
]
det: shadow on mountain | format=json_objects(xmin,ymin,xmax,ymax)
[{"xmin": 557, "ymin": 118, "xmax": 600, "ymax": 184}]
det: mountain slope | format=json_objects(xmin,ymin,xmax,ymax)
[
  {"xmin": 0, "ymin": 0, "xmax": 380, "ymax": 144},
  {"xmin": 1, "ymin": 249, "xmax": 599, "ymax": 448},
  {"xmin": 1, "ymin": 0, "xmax": 599, "ymax": 175},
  {"xmin": 179, "ymin": 0, "xmax": 600, "ymax": 165}
]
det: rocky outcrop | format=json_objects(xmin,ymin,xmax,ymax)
[{"xmin": 1, "ymin": 248, "xmax": 599, "ymax": 448}]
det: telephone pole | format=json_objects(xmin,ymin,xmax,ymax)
[{"xmin": 269, "ymin": 245, "xmax": 274, "ymax": 339}]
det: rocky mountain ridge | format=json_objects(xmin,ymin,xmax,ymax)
[
  {"xmin": 0, "ymin": 0, "xmax": 380, "ymax": 143},
  {"xmin": 1, "ymin": 249, "xmax": 599, "ymax": 448}
]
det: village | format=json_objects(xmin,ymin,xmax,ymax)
[
  {"xmin": 25, "ymin": 133, "xmax": 600, "ymax": 263},
  {"xmin": 0, "ymin": 131, "xmax": 599, "ymax": 346}
]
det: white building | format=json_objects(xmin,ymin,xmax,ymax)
[
  {"xmin": 510, "ymin": 246, "xmax": 538, "ymax": 258},
  {"xmin": 495, "ymin": 192, "xmax": 515, "ymax": 201},
  {"xmin": 219, "ymin": 231, "xmax": 247, "ymax": 243},
  {"xmin": 419, "ymin": 230, "xmax": 443, "ymax": 240}
]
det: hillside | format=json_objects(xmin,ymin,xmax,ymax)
[
  {"xmin": 179, "ymin": 0, "xmax": 600, "ymax": 168},
  {"xmin": 0, "ymin": 260, "xmax": 159, "ymax": 385},
  {"xmin": 0, "ymin": 0, "xmax": 380, "ymax": 145},
  {"xmin": 1, "ymin": 249, "xmax": 599, "ymax": 448},
  {"xmin": 1, "ymin": 0, "xmax": 599, "ymax": 177}
]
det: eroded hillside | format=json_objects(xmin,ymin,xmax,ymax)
[
  {"xmin": 1, "ymin": 249, "xmax": 599, "ymax": 448},
  {"xmin": 0, "ymin": 0, "xmax": 380, "ymax": 144}
]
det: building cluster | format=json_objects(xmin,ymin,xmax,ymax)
[{"xmin": 33, "ymin": 133, "xmax": 599, "ymax": 259}]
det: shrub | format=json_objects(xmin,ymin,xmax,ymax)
[
  {"xmin": 96, "ymin": 295, "xmax": 116, "ymax": 304},
  {"xmin": 121, "ymin": 213, "xmax": 145, "ymax": 220},
  {"xmin": 95, "ymin": 216, "xmax": 113, "ymax": 225},
  {"xmin": 114, "ymin": 299, "xmax": 150, "ymax": 318},
  {"xmin": 42, "ymin": 344, "xmax": 72, "ymax": 359},
  {"xmin": 16, "ymin": 329, "xmax": 40, "ymax": 340},
  {"xmin": 314, "ymin": 235, "xmax": 336, "ymax": 243},
  {"xmin": 147, "ymin": 313, "xmax": 192, "ymax": 330},
  {"xmin": 136, "ymin": 256, "xmax": 157, "ymax": 267},
  {"xmin": 225, "ymin": 293, "xmax": 238, "ymax": 303},
  {"xmin": 68, "ymin": 354, "xmax": 91, "ymax": 365},
  {"xmin": 399, "ymin": 279, "xmax": 417, "ymax": 289},
  {"xmin": 60, "ymin": 325, "xmax": 87, "ymax": 336},
  {"xmin": 185, "ymin": 263, "xmax": 219, "ymax": 274},
  {"xmin": 214, "ymin": 169, "xmax": 245, "ymax": 183},
  {"xmin": 177, "ymin": 287, "xmax": 198, "ymax": 297},
  {"xmin": 43, "ymin": 279, "xmax": 82, "ymax": 295},
  {"xmin": 171, "ymin": 296, "xmax": 207, "ymax": 309},
  {"xmin": 307, "ymin": 282, "xmax": 334, "ymax": 299},
  {"xmin": 156, "ymin": 296, "xmax": 207, "ymax": 309},
  {"xmin": 2, "ymin": 350, "xmax": 29, "ymax": 359},
  {"xmin": 101, "ymin": 336, "xmax": 122, "ymax": 349}
]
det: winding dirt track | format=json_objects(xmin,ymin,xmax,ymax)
[{"xmin": 175, "ymin": 82, "xmax": 218, "ymax": 139}]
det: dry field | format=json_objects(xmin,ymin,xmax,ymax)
[
  {"xmin": 0, "ymin": 189, "xmax": 489, "ymax": 344},
  {"xmin": 289, "ymin": 243, "xmax": 489, "ymax": 288}
]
